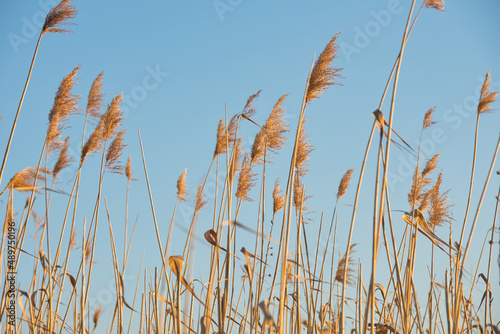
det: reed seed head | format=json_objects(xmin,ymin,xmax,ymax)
[
  {"xmin": 105, "ymin": 130, "xmax": 126, "ymax": 173},
  {"xmin": 81, "ymin": 121, "xmax": 104, "ymax": 164},
  {"xmin": 3, "ymin": 167, "xmax": 51, "ymax": 194},
  {"xmin": 424, "ymin": 0, "xmax": 445, "ymax": 12},
  {"xmin": 177, "ymin": 169, "xmax": 189, "ymax": 202},
  {"xmin": 125, "ymin": 154, "xmax": 134, "ymax": 183},
  {"xmin": 213, "ymin": 119, "xmax": 226, "ymax": 158},
  {"xmin": 478, "ymin": 71, "xmax": 498, "ymax": 115},
  {"xmin": 42, "ymin": 0, "xmax": 77, "ymax": 34},
  {"xmin": 194, "ymin": 184, "xmax": 207, "ymax": 213},
  {"xmin": 93, "ymin": 305, "xmax": 103, "ymax": 330},
  {"xmin": 295, "ymin": 119, "xmax": 314, "ymax": 178},
  {"xmin": 337, "ymin": 168, "xmax": 354, "ymax": 201},
  {"xmin": 272, "ymin": 179, "xmax": 285, "ymax": 215},
  {"xmin": 334, "ymin": 244, "xmax": 357, "ymax": 287},
  {"xmin": 52, "ymin": 136, "xmax": 72, "ymax": 178},
  {"xmin": 102, "ymin": 93, "xmax": 124, "ymax": 142},
  {"xmin": 428, "ymin": 172, "xmax": 452, "ymax": 229},
  {"xmin": 306, "ymin": 33, "xmax": 343, "ymax": 104},
  {"xmin": 422, "ymin": 107, "xmax": 436, "ymax": 130},
  {"xmin": 86, "ymin": 72, "xmax": 105, "ymax": 121},
  {"xmin": 242, "ymin": 90, "xmax": 262, "ymax": 118},
  {"xmin": 47, "ymin": 65, "xmax": 81, "ymax": 153},
  {"xmin": 236, "ymin": 153, "xmax": 256, "ymax": 202}
]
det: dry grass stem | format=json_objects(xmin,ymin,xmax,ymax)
[
  {"xmin": 177, "ymin": 169, "xmax": 189, "ymax": 202},
  {"xmin": 42, "ymin": 0, "xmax": 77, "ymax": 34},
  {"xmin": 52, "ymin": 136, "xmax": 72, "ymax": 178},
  {"xmin": 337, "ymin": 168, "xmax": 354, "ymax": 201},
  {"xmin": 46, "ymin": 65, "xmax": 81, "ymax": 152},
  {"xmin": 478, "ymin": 71, "xmax": 498, "ymax": 115},
  {"xmin": 306, "ymin": 33, "xmax": 343, "ymax": 104},
  {"xmin": 236, "ymin": 153, "xmax": 256, "ymax": 201}
]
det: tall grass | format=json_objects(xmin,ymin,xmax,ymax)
[{"xmin": 1, "ymin": 0, "xmax": 499, "ymax": 333}]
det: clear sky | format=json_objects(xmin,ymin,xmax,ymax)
[{"xmin": 1, "ymin": 0, "xmax": 500, "ymax": 330}]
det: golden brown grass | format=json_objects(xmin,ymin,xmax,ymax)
[{"xmin": 42, "ymin": 0, "xmax": 77, "ymax": 34}]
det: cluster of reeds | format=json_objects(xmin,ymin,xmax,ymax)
[{"xmin": 1, "ymin": 0, "xmax": 499, "ymax": 333}]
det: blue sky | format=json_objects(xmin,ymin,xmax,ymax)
[{"xmin": 1, "ymin": 0, "xmax": 500, "ymax": 330}]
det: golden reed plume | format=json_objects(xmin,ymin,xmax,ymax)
[
  {"xmin": 177, "ymin": 169, "xmax": 189, "ymax": 202},
  {"xmin": 42, "ymin": 0, "xmax": 77, "ymax": 34},
  {"xmin": 306, "ymin": 33, "xmax": 343, "ymax": 104}
]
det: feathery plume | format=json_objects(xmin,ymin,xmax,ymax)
[
  {"xmin": 194, "ymin": 184, "xmax": 208, "ymax": 213},
  {"xmin": 52, "ymin": 136, "xmax": 72, "ymax": 178},
  {"xmin": 251, "ymin": 129, "xmax": 266, "ymax": 165},
  {"xmin": 42, "ymin": 0, "xmax": 77, "ymax": 34},
  {"xmin": 293, "ymin": 175, "xmax": 310, "ymax": 210},
  {"xmin": 105, "ymin": 130, "xmax": 126, "ymax": 173},
  {"xmin": 46, "ymin": 65, "xmax": 80, "ymax": 153},
  {"xmin": 81, "ymin": 121, "xmax": 104, "ymax": 164},
  {"xmin": 251, "ymin": 94, "xmax": 289, "ymax": 164},
  {"xmin": 213, "ymin": 119, "xmax": 226, "ymax": 158},
  {"xmin": 125, "ymin": 154, "xmax": 135, "ymax": 183},
  {"xmin": 92, "ymin": 305, "xmax": 103, "ymax": 330},
  {"xmin": 337, "ymin": 168, "xmax": 354, "ymax": 201},
  {"xmin": 422, "ymin": 107, "xmax": 436, "ymax": 130},
  {"xmin": 85, "ymin": 72, "xmax": 105, "ymax": 121},
  {"xmin": 335, "ymin": 244, "xmax": 357, "ymax": 287},
  {"xmin": 272, "ymin": 179, "xmax": 285, "ymax": 215},
  {"xmin": 177, "ymin": 169, "xmax": 188, "ymax": 202},
  {"xmin": 478, "ymin": 71, "xmax": 498, "ymax": 115},
  {"xmin": 408, "ymin": 154, "xmax": 440, "ymax": 208},
  {"xmin": 306, "ymin": 33, "xmax": 343, "ymax": 104},
  {"xmin": 295, "ymin": 119, "xmax": 314, "ymax": 178},
  {"xmin": 69, "ymin": 229, "xmax": 77, "ymax": 250},
  {"xmin": 428, "ymin": 172, "xmax": 452, "ymax": 228},
  {"xmin": 424, "ymin": 0, "xmax": 445, "ymax": 12},
  {"xmin": 228, "ymin": 138, "xmax": 242, "ymax": 183},
  {"xmin": 101, "ymin": 93, "xmax": 123, "ymax": 142},
  {"xmin": 2, "ymin": 167, "xmax": 51, "ymax": 194},
  {"xmin": 236, "ymin": 153, "xmax": 256, "ymax": 201},
  {"xmin": 242, "ymin": 90, "xmax": 262, "ymax": 118}
]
